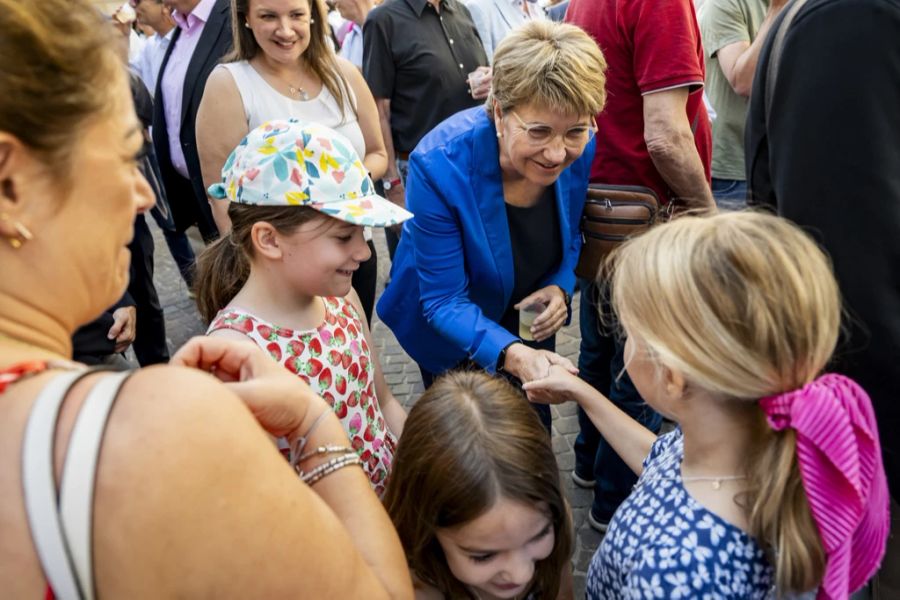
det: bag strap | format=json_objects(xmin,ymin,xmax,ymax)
[
  {"xmin": 60, "ymin": 371, "xmax": 132, "ymax": 600},
  {"xmin": 764, "ymin": 0, "xmax": 811, "ymax": 126},
  {"xmin": 22, "ymin": 369, "xmax": 132, "ymax": 600}
]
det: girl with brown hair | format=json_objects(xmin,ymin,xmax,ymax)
[
  {"xmin": 524, "ymin": 212, "xmax": 890, "ymax": 598},
  {"xmin": 197, "ymin": 119, "xmax": 411, "ymax": 496},
  {"xmin": 384, "ymin": 371, "xmax": 574, "ymax": 599},
  {"xmin": 196, "ymin": 0, "xmax": 387, "ymax": 318}
]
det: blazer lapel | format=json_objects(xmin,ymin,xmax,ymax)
[
  {"xmin": 494, "ymin": 0, "xmax": 524, "ymax": 29},
  {"xmin": 553, "ymin": 164, "xmax": 572, "ymax": 257},
  {"xmin": 472, "ymin": 115, "xmax": 514, "ymax": 310},
  {"xmin": 180, "ymin": 0, "xmax": 228, "ymax": 126}
]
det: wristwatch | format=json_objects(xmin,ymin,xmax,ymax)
[
  {"xmin": 382, "ymin": 177, "xmax": 402, "ymax": 191},
  {"xmin": 496, "ymin": 341, "xmax": 522, "ymax": 375}
]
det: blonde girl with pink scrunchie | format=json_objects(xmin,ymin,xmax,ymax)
[{"xmin": 525, "ymin": 211, "xmax": 890, "ymax": 599}]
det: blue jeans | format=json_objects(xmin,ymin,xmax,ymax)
[
  {"xmin": 711, "ymin": 177, "xmax": 748, "ymax": 211},
  {"xmin": 574, "ymin": 279, "xmax": 662, "ymax": 521}
]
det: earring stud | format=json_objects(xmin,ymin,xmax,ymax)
[
  {"xmin": 244, "ymin": 21, "xmax": 250, "ymax": 28},
  {"xmin": 1, "ymin": 213, "xmax": 33, "ymax": 248},
  {"xmin": 14, "ymin": 222, "xmax": 33, "ymax": 241}
]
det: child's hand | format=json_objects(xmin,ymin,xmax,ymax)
[
  {"xmin": 172, "ymin": 336, "xmax": 326, "ymax": 439},
  {"xmin": 522, "ymin": 364, "xmax": 586, "ymax": 405}
]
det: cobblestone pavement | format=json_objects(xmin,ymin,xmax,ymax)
[{"xmin": 151, "ymin": 223, "xmax": 600, "ymax": 597}]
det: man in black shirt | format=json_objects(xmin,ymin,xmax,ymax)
[
  {"xmin": 746, "ymin": 0, "xmax": 900, "ymax": 594},
  {"xmin": 363, "ymin": 0, "xmax": 488, "ymax": 256}
]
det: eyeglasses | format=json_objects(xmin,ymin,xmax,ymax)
[{"xmin": 508, "ymin": 111, "xmax": 596, "ymax": 149}]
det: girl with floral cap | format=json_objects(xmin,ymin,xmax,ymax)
[{"xmin": 195, "ymin": 119, "xmax": 412, "ymax": 496}]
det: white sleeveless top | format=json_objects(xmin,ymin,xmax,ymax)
[{"xmin": 220, "ymin": 61, "xmax": 366, "ymax": 159}]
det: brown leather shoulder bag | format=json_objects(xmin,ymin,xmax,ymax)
[{"xmin": 575, "ymin": 184, "xmax": 662, "ymax": 280}]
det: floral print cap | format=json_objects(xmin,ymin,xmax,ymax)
[{"xmin": 208, "ymin": 119, "xmax": 413, "ymax": 227}]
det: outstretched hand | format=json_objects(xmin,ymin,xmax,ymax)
[
  {"xmin": 503, "ymin": 343, "xmax": 577, "ymax": 388},
  {"xmin": 172, "ymin": 336, "xmax": 325, "ymax": 439},
  {"xmin": 522, "ymin": 364, "xmax": 587, "ymax": 404}
]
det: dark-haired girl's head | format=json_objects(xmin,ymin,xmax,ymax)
[{"xmin": 384, "ymin": 371, "xmax": 572, "ymax": 599}]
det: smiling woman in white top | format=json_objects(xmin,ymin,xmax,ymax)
[{"xmin": 196, "ymin": 0, "xmax": 386, "ymax": 236}]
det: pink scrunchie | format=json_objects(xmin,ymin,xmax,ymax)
[{"xmin": 760, "ymin": 373, "xmax": 890, "ymax": 599}]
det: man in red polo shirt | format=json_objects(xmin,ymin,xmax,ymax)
[{"xmin": 566, "ymin": 0, "xmax": 714, "ymax": 532}]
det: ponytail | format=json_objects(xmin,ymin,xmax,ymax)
[
  {"xmin": 194, "ymin": 234, "xmax": 251, "ymax": 324},
  {"xmin": 744, "ymin": 411, "xmax": 825, "ymax": 596},
  {"xmin": 192, "ymin": 203, "xmax": 321, "ymax": 324}
]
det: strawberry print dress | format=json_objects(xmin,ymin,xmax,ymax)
[{"xmin": 208, "ymin": 296, "xmax": 396, "ymax": 495}]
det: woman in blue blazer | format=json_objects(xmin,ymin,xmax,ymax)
[{"xmin": 377, "ymin": 21, "xmax": 607, "ymax": 424}]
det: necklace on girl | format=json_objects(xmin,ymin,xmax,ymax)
[{"xmin": 638, "ymin": 474, "xmax": 746, "ymax": 490}]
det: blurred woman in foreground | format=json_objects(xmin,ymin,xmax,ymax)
[{"xmin": 0, "ymin": 1, "xmax": 411, "ymax": 597}]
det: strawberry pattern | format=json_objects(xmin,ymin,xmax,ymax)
[{"xmin": 208, "ymin": 297, "xmax": 396, "ymax": 495}]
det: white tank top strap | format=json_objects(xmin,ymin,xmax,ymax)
[
  {"xmin": 218, "ymin": 62, "xmax": 254, "ymax": 127},
  {"xmin": 22, "ymin": 369, "xmax": 134, "ymax": 600}
]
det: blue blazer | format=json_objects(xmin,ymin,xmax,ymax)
[{"xmin": 376, "ymin": 107, "xmax": 594, "ymax": 374}]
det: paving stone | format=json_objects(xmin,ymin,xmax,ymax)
[
  {"xmin": 552, "ymin": 433, "xmax": 571, "ymax": 454},
  {"xmin": 555, "ymin": 401, "xmax": 578, "ymax": 418},
  {"xmin": 554, "ymin": 415, "xmax": 581, "ymax": 435},
  {"xmin": 556, "ymin": 450, "xmax": 576, "ymax": 471},
  {"xmin": 573, "ymin": 575, "xmax": 586, "ymax": 600},
  {"xmin": 384, "ymin": 373, "xmax": 406, "ymax": 385},
  {"xmin": 574, "ymin": 546, "xmax": 596, "ymax": 573},
  {"xmin": 566, "ymin": 486, "xmax": 594, "ymax": 510},
  {"xmin": 380, "ymin": 361, "xmax": 404, "ymax": 374}
]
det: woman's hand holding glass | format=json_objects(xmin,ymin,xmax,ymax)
[
  {"xmin": 514, "ymin": 285, "xmax": 568, "ymax": 342},
  {"xmin": 171, "ymin": 336, "xmax": 331, "ymax": 442}
]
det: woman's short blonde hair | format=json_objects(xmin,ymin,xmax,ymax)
[{"xmin": 487, "ymin": 20, "xmax": 607, "ymax": 117}]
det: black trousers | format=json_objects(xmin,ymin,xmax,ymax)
[
  {"xmin": 128, "ymin": 214, "xmax": 169, "ymax": 365},
  {"xmin": 351, "ymin": 240, "xmax": 378, "ymax": 324},
  {"xmin": 166, "ymin": 171, "xmax": 219, "ymax": 243}
]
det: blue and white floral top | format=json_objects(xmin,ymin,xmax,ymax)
[{"xmin": 586, "ymin": 429, "xmax": 775, "ymax": 599}]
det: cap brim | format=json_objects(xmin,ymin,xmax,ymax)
[{"xmin": 314, "ymin": 192, "xmax": 414, "ymax": 227}]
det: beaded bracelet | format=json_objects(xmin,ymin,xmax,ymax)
[
  {"xmin": 295, "ymin": 444, "xmax": 356, "ymax": 465},
  {"xmin": 300, "ymin": 452, "xmax": 362, "ymax": 486},
  {"xmin": 289, "ymin": 409, "xmax": 330, "ymax": 473}
]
